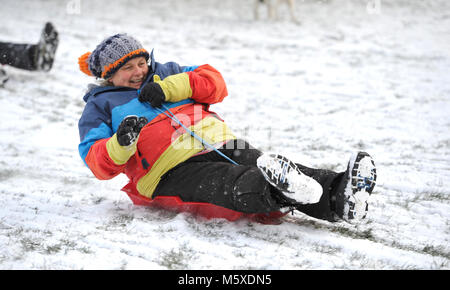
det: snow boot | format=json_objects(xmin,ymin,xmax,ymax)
[
  {"xmin": 332, "ymin": 152, "xmax": 377, "ymax": 221},
  {"xmin": 257, "ymin": 153, "xmax": 323, "ymax": 205},
  {"xmin": 34, "ymin": 22, "xmax": 59, "ymax": 72}
]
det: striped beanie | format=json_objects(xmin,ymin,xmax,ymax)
[{"xmin": 78, "ymin": 33, "xmax": 149, "ymax": 79}]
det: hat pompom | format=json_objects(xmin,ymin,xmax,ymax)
[{"xmin": 78, "ymin": 52, "xmax": 93, "ymax": 76}]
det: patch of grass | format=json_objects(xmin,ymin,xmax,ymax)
[
  {"xmin": 314, "ymin": 244, "xmax": 342, "ymax": 255},
  {"xmin": 392, "ymin": 189, "xmax": 450, "ymax": 210},
  {"xmin": 0, "ymin": 169, "xmax": 18, "ymax": 181},
  {"xmin": 418, "ymin": 190, "xmax": 450, "ymax": 202},
  {"xmin": 332, "ymin": 225, "xmax": 375, "ymax": 241},
  {"xmin": 422, "ymin": 245, "xmax": 450, "ymax": 259},
  {"xmin": 110, "ymin": 213, "xmax": 134, "ymax": 227},
  {"xmin": 45, "ymin": 244, "xmax": 62, "ymax": 254},
  {"xmin": 158, "ymin": 243, "xmax": 195, "ymax": 270},
  {"xmin": 92, "ymin": 196, "xmax": 106, "ymax": 205},
  {"xmin": 20, "ymin": 237, "xmax": 41, "ymax": 252}
]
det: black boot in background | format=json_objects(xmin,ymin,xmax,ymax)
[
  {"xmin": 332, "ymin": 152, "xmax": 377, "ymax": 222},
  {"xmin": 0, "ymin": 42, "xmax": 36, "ymax": 70},
  {"xmin": 0, "ymin": 22, "xmax": 58, "ymax": 71},
  {"xmin": 34, "ymin": 22, "xmax": 59, "ymax": 72}
]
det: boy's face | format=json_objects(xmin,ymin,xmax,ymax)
[{"xmin": 109, "ymin": 57, "xmax": 148, "ymax": 89}]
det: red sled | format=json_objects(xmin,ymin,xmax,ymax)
[{"xmin": 122, "ymin": 183, "xmax": 288, "ymax": 224}]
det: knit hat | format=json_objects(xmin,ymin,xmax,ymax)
[{"xmin": 78, "ymin": 33, "xmax": 149, "ymax": 79}]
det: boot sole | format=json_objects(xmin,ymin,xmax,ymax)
[
  {"xmin": 257, "ymin": 153, "xmax": 323, "ymax": 204},
  {"xmin": 36, "ymin": 22, "xmax": 59, "ymax": 71},
  {"xmin": 345, "ymin": 152, "xmax": 377, "ymax": 221}
]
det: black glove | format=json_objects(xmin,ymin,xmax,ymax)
[
  {"xmin": 116, "ymin": 116, "xmax": 148, "ymax": 146},
  {"xmin": 138, "ymin": 82, "xmax": 166, "ymax": 108}
]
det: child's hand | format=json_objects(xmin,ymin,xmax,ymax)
[
  {"xmin": 116, "ymin": 116, "xmax": 148, "ymax": 146},
  {"xmin": 138, "ymin": 82, "xmax": 166, "ymax": 108}
]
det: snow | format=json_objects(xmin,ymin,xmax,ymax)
[{"xmin": 1, "ymin": 0, "xmax": 449, "ymax": 269}]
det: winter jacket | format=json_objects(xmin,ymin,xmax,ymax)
[{"xmin": 78, "ymin": 58, "xmax": 236, "ymax": 198}]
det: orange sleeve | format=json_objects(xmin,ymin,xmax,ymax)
[
  {"xmin": 85, "ymin": 139, "xmax": 125, "ymax": 180},
  {"xmin": 186, "ymin": 64, "xmax": 228, "ymax": 104}
]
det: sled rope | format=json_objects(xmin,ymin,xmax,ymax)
[{"xmin": 156, "ymin": 104, "xmax": 239, "ymax": 165}]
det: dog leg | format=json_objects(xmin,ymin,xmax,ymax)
[
  {"xmin": 254, "ymin": 0, "xmax": 260, "ymax": 20},
  {"xmin": 287, "ymin": 0, "xmax": 300, "ymax": 24},
  {"xmin": 270, "ymin": 0, "xmax": 278, "ymax": 21}
]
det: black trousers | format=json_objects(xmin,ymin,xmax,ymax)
[
  {"xmin": 153, "ymin": 140, "xmax": 343, "ymax": 221},
  {"xmin": 0, "ymin": 41, "xmax": 37, "ymax": 70}
]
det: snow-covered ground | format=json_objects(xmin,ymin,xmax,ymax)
[{"xmin": 0, "ymin": 0, "xmax": 449, "ymax": 269}]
